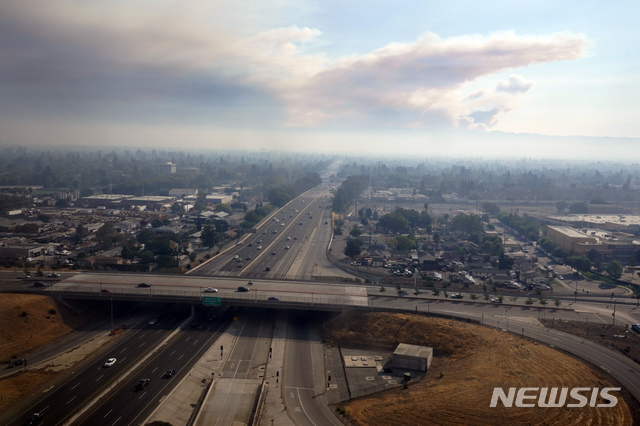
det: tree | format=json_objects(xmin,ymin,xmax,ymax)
[
  {"xmin": 482, "ymin": 202, "xmax": 501, "ymax": 216},
  {"xmin": 395, "ymin": 235, "xmax": 418, "ymax": 251},
  {"xmin": 525, "ymin": 298, "xmax": 534, "ymax": 305},
  {"xmin": 95, "ymin": 223, "xmax": 118, "ymax": 248},
  {"xmin": 350, "ymin": 228, "xmax": 363, "ymax": 237},
  {"xmin": 201, "ymin": 226, "xmax": 221, "ymax": 248},
  {"xmin": 171, "ymin": 203, "xmax": 185, "ymax": 214},
  {"xmin": 568, "ymin": 202, "xmax": 588, "ymax": 214},
  {"xmin": 565, "ymin": 256, "xmax": 592, "ymax": 273},
  {"xmin": 214, "ymin": 203, "xmax": 232, "ymax": 213},
  {"xmin": 432, "ymin": 232, "xmax": 441, "ymax": 245},
  {"xmin": 344, "ymin": 238, "xmax": 363, "ymax": 258},
  {"xmin": 555, "ymin": 201, "xmax": 568, "ymax": 213},
  {"xmin": 554, "ymin": 299, "xmax": 561, "ymax": 307},
  {"xmin": 606, "ymin": 260, "xmax": 623, "ymax": 280}
]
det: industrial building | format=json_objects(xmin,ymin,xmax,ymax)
[
  {"xmin": 546, "ymin": 225, "xmax": 640, "ymax": 263},
  {"xmin": 392, "ymin": 343, "xmax": 433, "ymax": 372}
]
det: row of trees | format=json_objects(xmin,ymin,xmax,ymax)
[
  {"xmin": 332, "ymin": 175, "xmax": 368, "ymax": 213},
  {"xmin": 267, "ymin": 172, "xmax": 322, "ymax": 207},
  {"xmin": 538, "ymin": 236, "xmax": 625, "ymax": 279}
]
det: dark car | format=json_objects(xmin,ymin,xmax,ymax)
[
  {"xmin": 268, "ymin": 296, "xmax": 281, "ymax": 301},
  {"xmin": 265, "ymin": 266, "xmax": 271, "ymax": 271},
  {"xmin": 164, "ymin": 369, "xmax": 176, "ymax": 378},
  {"xmin": 24, "ymin": 412, "xmax": 42, "ymax": 425},
  {"xmin": 237, "ymin": 286, "xmax": 249, "ymax": 292},
  {"xmin": 100, "ymin": 289, "xmax": 111, "ymax": 293},
  {"xmin": 134, "ymin": 378, "xmax": 150, "ymax": 390},
  {"xmin": 8, "ymin": 358, "xmax": 25, "ymax": 368},
  {"xmin": 138, "ymin": 282, "xmax": 151, "ymax": 288},
  {"xmin": 33, "ymin": 281, "xmax": 46, "ymax": 287}
]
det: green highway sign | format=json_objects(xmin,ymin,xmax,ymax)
[{"xmin": 203, "ymin": 296, "xmax": 222, "ymax": 307}]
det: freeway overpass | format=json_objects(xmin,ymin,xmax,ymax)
[{"xmin": 23, "ymin": 272, "xmax": 370, "ymax": 311}]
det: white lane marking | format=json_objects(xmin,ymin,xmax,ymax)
[
  {"xmin": 95, "ymin": 375, "xmax": 103, "ymax": 382},
  {"xmin": 67, "ymin": 395, "xmax": 76, "ymax": 404},
  {"xmin": 70, "ymin": 383, "xmax": 80, "ymax": 390},
  {"xmin": 104, "ymin": 408, "xmax": 113, "ymax": 418}
]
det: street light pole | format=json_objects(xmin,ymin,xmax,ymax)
[{"xmin": 110, "ymin": 298, "xmax": 113, "ymax": 334}]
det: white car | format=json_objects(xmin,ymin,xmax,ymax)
[
  {"xmin": 104, "ymin": 358, "xmax": 117, "ymax": 367},
  {"xmin": 232, "ymin": 255, "xmax": 239, "ymax": 259},
  {"xmin": 490, "ymin": 298, "xmax": 502, "ymax": 304},
  {"xmin": 203, "ymin": 287, "xmax": 218, "ymax": 293}
]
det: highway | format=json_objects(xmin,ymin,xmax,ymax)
[
  {"xmin": 3, "ymin": 309, "xmax": 188, "ymax": 426},
  {"xmin": 192, "ymin": 188, "xmax": 334, "ymax": 280},
  {"xmin": 283, "ymin": 311, "xmax": 343, "ymax": 426},
  {"xmin": 72, "ymin": 309, "xmax": 234, "ymax": 426}
]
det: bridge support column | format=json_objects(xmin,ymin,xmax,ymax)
[{"xmin": 191, "ymin": 303, "xmax": 196, "ymax": 318}]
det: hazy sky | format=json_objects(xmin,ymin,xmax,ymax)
[{"xmin": 0, "ymin": 1, "xmax": 638, "ymax": 159}]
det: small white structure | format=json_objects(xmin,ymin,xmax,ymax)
[{"xmin": 392, "ymin": 343, "xmax": 433, "ymax": 371}]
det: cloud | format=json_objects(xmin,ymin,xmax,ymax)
[
  {"xmin": 496, "ymin": 75, "xmax": 534, "ymax": 94},
  {"xmin": 287, "ymin": 31, "xmax": 587, "ymax": 128},
  {"xmin": 0, "ymin": 1, "xmax": 588, "ymax": 132}
]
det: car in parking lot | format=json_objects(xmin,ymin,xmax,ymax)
[
  {"xmin": 284, "ymin": 246, "xmax": 289, "ymax": 250},
  {"xmin": 104, "ymin": 357, "xmax": 117, "ymax": 367},
  {"xmin": 245, "ymin": 255, "xmax": 251, "ymax": 260},
  {"xmin": 237, "ymin": 286, "xmax": 249, "ymax": 292},
  {"xmin": 138, "ymin": 282, "xmax": 151, "ymax": 287},
  {"xmin": 164, "ymin": 369, "xmax": 176, "ymax": 378},
  {"xmin": 203, "ymin": 287, "xmax": 218, "ymax": 293},
  {"xmin": 237, "ymin": 263, "xmax": 243, "ymax": 268}
]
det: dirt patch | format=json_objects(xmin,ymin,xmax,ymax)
[
  {"xmin": 323, "ymin": 312, "xmax": 637, "ymax": 425},
  {"xmin": 0, "ymin": 294, "xmax": 92, "ymax": 412},
  {"xmin": 0, "ymin": 294, "xmax": 91, "ymax": 362}
]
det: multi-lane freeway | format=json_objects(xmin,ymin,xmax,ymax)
[{"xmin": 192, "ymin": 188, "xmax": 334, "ymax": 280}]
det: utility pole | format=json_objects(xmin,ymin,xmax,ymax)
[{"xmin": 110, "ymin": 298, "xmax": 114, "ymax": 334}]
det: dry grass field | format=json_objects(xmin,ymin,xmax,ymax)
[
  {"xmin": 0, "ymin": 294, "xmax": 91, "ymax": 411},
  {"xmin": 322, "ymin": 312, "xmax": 637, "ymax": 426}
]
